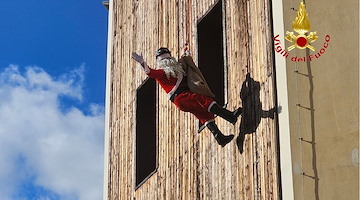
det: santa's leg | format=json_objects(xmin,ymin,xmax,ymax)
[
  {"xmin": 209, "ymin": 103, "xmax": 242, "ymax": 125},
  {"xmin": 206, "ymin": 121, "xmax": 234, "ymax": 147}
]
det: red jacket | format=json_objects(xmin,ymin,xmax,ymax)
[{"xmin": 144, "ymin": 66, "xmax": 185, "ymax": 99}]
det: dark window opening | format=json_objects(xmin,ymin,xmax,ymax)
[
  {"xmin": 197, "ymin": 0, "xmax": 225, "ymax": 106},
  {"xmin": 136, "ymin": 78, "xmax": 157, "ymax": 189}
]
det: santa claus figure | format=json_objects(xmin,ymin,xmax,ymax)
[{"xmin": 131, "ymin": 47, "xmax": 241, "ymax": 147}]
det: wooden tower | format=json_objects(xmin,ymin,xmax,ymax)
[{"xmin": 103, "ymin": 0, "xmax": 281, "ymax": 199}]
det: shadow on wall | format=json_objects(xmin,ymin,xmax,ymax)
[{"xmin": 236, "ymin": 73, "xmax": 276, "ymax": 154}]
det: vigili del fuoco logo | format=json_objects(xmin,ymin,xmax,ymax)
[{"xmin": 273, "ymin": 1, "xmax": 330, "ymax": 62}]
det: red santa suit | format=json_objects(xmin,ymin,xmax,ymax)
[
  {"xmin": 143, "ymin": 64, "xmax": 216, "ymax": 125},
  {"xmin": 132, "ymin": 49, "xmax": 238, "ymax": 147}
]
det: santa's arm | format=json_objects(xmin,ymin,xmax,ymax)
[
  {"xmin": 132, "ymin": 52, "xmax": 153, "ymax": 75},
  {"xmin": 131, "ymin": 52, "xmax": 165, "ymax": 78},
  {"xmin": 131, "ymin": 52, "xmax": 150, "ymax": 73}
]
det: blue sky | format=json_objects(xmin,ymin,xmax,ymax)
[
  {"xmin": 0, "ymin": 0, "xmax": 108, "ymax": 110},
  {"xmin": 0, "ymin": 1, "xmax": 108, "ymax": 199}
]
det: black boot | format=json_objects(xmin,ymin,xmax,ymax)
[
  {"xmin": 206, "ymin": 122, "xmax": 234, "ymax": 147},
  {"xmin": 209, "ymin": 104, "xmax": 242, "ymax": 124}
]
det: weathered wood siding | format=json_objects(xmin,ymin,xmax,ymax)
[{"xmin": 106, "ymin": 0, "xmax": 279, "ymax": 199}]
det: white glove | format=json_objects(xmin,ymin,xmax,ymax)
[{"xmin": 131, "ymin": 52, "xmax": 144, "ymax": 64}]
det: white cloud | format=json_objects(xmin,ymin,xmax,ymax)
[{"xmin": 0, "ymin": 65, "xmax": 104, "ymax": 200}]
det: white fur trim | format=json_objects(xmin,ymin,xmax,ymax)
[
  {"xmin": 207, "ymin": 101, "xmax": 217, "ymax": 112},
  {"xmin": 204, "ymin": 119, "xmax": 215, "ymax": 126},
  {"xmin": 138, "ymin": 62, "xmax": 150, "ymax": 74},
  {"xmin": 166, "ymin": 74, "xmax": 183, "ymax": 99}
]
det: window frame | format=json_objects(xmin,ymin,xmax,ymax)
[
  {"xmin": 134, "ymin": 77, "xmax": 159, "ymax": 190},
  {"xmin": 196, "ymin": 0, "xmax": 228, "ymax": 107}
]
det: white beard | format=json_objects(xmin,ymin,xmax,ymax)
[{"xmin": 156, "ymin": 57, "xmax": 186, "ymax": 79}]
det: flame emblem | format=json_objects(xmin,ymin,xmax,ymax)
[{"xmin": 285, "ymin": 1, "xmax": 318, "ymax": 51}]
